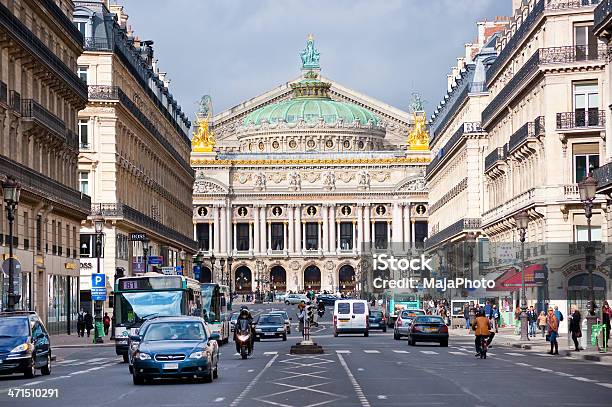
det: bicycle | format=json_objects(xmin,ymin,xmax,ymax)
[{"xmin": 476, "ymin": 335, "xmax": 488, "ymax": 359}]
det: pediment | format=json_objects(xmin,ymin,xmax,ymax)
[
  {"xmin": 193, "ymin": 171, "xmax": 229, "ymax": 194},
  {"xmin": 393, "ymin": 176, "xmax": 427, "ymax": 193}
]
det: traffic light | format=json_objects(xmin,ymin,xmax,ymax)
[{"xmin": 306, "ymin": 304, "xmax": 314, "ymax": 322}]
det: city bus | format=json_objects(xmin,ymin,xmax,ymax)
[
  {"xmin": 201, "ymin": 283, "xmax": 230, "ymax": 344},
  {"xmin": 113, "ymin": 272, "xmax": 203, "ymax": 361},
  {"xmin": 382, "ymin": 290, "xmax": 421, "ymax": 326}
]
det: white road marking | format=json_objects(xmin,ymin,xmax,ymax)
[
  {"xmin": 554, "ymin": 372, "xmax": 572, "ymax": 377},
  {"xmin": 532, "ymin": 367, "xmax": 552, "ymax": 372},
  {"xmin": 573, "ymin": 377, "xmax": 595, "ymax": 382},
  {"xmin": 377, "ymin": 395, "xmax": 388, "ymax": 400},
  {"xmin": 338, "ymin": 353, "xmax": 371, "ymax": 407},
  {"xmin": 247, "ymin": 369, "xmax": 254, "ymax": 373},
  {"xmin": 596, "ymin": 383, "xmax": 612, "ymax": 389},
  {"xmin": 230, "ymin": 354, "xmax": 278, "ymax": 407},
  {"xmin": 86, "ymin": 357, "xmax": 107, "ymax": 363},
  {"xmin": 69, "ymin": 370, "xmax": 88, "ymax": 375},
  {"xmin": 392, "ymin": 350, "xmax": 410, "ymax": 354},
  {"xmin": 336, "ymin": 350, "xmax": 351, "ymax": 354},
  {"xmin": 363, "ymin": 350, "xmax": 379, "ymax": 354},
  {"xmin": 448, "ymin": 351, "xmax": 467, "ymax": 355},
  {"xmin": 515, "ymin": 363, "xmax": 531, "ymax": 367},
  {"xmin": 357, "ymin": 368, "xmax": 364, "ymax": 371},
  {"xmin": 263, "ymin": 351, "xmax": 278, "ymax": 355},
  {"xmin": 504, "ymin": 352, "xmax": 525, "ymax": 357},
  {"xmin": 420, "ymin": 350, "xmax": 438, "ymax": 355},
  {"xmin": 23, "ymin": 381, "xmax": 44, "ymax": 386},
  {"xmin": 55, "ymin": 359, "xmax": 77, "ymax": 365},
  {"xmin": 214, "ymin": 397, "xmax": 225, "ymax": 402}
]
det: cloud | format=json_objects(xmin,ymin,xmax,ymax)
[{"xmin": 117, "ymin": 0, "xmax": 509, "ymax": 123}]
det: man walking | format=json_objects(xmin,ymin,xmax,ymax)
[
  {"xmin": 84, "ymin": 311, "xmax": 94, "ymax": 338},
  {"xmin": 103, "ymin": 312, "xmax": 111, "ymax": 336},
  {"xmin": 77, "ymin": 309, "xmax": 85, "ymax": 337},
  {"xmin": 527, "ymin": 306, "xmax": 538, "ymax": 338},
  {"xmin": 463, "ymin": 303, "xmax": 470, "ymax": 331},
  {"xmin": 491, "ymin": 304, "xmax": 500, "ymax": 333}
]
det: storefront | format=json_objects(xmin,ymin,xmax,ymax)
[{"xmin": 46, "ymin": 274, "xmax": 79, "ymax": 335}]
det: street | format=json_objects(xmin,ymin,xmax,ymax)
[{"xmin": 1, "ymin": 303, "xmax": 611, "ymax": 407}]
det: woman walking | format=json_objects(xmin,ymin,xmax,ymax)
[
  {"xmin": 568, "ymin": 305, "xmax": 582, "ymax": 351},
  {"xmin": 537, "ymin": 311, "xmax": 547, "ymax": 338},
  {"xmin": 603, "ymin": 301, "xmax": 611, "ymax": 345},
  {"xmin": 547, "ymin": 307, "xmax": 559, "ymax": 355}
]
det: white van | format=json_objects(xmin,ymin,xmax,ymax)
[{"xmin": 333, "ymin": 299, "xmax": 369, "ymax": 337}]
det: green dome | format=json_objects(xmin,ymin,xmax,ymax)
[{"xmin": 243, "ymin": 98, "xmax": 379, "ymax": 126}]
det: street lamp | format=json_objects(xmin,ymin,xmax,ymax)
[
  {"xmin": 220, "ymin": 258, "xmax": 226, "ymax": 285},
  {"xmin": 227, "ymin": 256, "xmax": 233, "ymax": 310},
  {"xmin": 514, "ymin": 210, "xmax": 529, "ymax": 341},
  {"xmin": 93, "ymin": 216, "xmax": 104, "ymax": 343},
  {"xmin": 142, "ymin": 236, "xmax": 150, "ymax": 274},
  {"xmin": 210, "ymin": 253, "xmax": 216, "ymax": 283},
  {"xmin": 578, "ymin": 173, "xmax": 598, "ymax": 348},
  {"xmin": 179, "ymin": 249, "xmax": 186, "ymax": 276},
  {"xmin": 2, "ymin": 176, "xmax": 21, "ymax": 311}
]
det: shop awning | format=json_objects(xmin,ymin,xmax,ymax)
[{"xmin": 488, "ymin": 264, "xmax": 547, "ymax": 291}]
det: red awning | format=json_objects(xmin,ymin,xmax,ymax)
[{"xmin": 488, "ymin": 264, "xmax": 546, "ymax": 292}]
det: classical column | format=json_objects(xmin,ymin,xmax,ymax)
[
  {"xmin": 357, "ymin": 204, "xmax": 364, "ymax": 253},
  {"xmin": 352, "ymin": 220, "xmax": 357, "ymax": 252},
  {"xmin": 302, "ymin": 221, "xmax": 306, "ymax": 251},
  {"xmin": 208, "ymin": 221, "xmax": 213, "ymax": 252},
  {"xmin": 295, "ymin": 207, "xmax": 302, "ymax": 252},
  {"xmin": 283, "ymin": 221, "xmax": 288, "ymax": 252},
  {"xmin": 318, "ymin": 221, "xmax": 323, "ymax": 251},
  {"xmin": 364, "ymin": 205, "xmax": 371, "ymax": 244},
  {"xmin": 411, "ymin": 219, "xmax": 416, "ymax": 249},
  {"xmin": 288, "ymin": 205, "xmax": 295, "ymax": 253},
  {"xmin": 391, "ymin": 202, "xmax": 403, "ymax": 248},
  {"xmin": 387, "ymin": 220, "xmax": 392, "ymax": 247},
  {"xmin": 253, "ymin": 205, "xmax": 260, "ymax": 255},
  {"xmin": 220, "ymin": 205, "xmax": 227, "ymax": 254},
  {"xmin": 322, "ymin": 205, "xmax": 329, "ymax": 253},
  {"xmin": 403, "ymin": 204, "xmax": 411, "ymax": 252},
  {"xmin": 232, "ymin": 222, "xmax": 237, "ymax": 254},
  {"xmin": 329, "ymin": 206, "xmax": 336, "ymax": 254},
  {"xmin": 249, "ymin": 222, "xmax": 254, "ymax": 254},
  {"xmin": 226, "ymin": 204, "xmax": 232, "ymax": 253},
  {"xmin": 267, "ymin": 221, "xmax": 272, "ymax": 252},
  {"xmin": 213, "ymin": 206, "xmax": 220, "ymax": 254},
  {"xmin": 336, "ymin": 222, "xmax": 341, "ymax": 251},
  {"xmin": 259, "ymin": 206, "xmax": 266, "ymax": 253}
]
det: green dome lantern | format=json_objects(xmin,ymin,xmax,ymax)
[{"xmin": 243, "ymin": 36, "xmax": 380, "ymax": 127}]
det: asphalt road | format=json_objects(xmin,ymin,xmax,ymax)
[{"xmin": 1, "ymin": 302, "xmax": 611, "ymax": 407}]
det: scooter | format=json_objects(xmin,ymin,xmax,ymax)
[
  {"xmin": 318, "ymin": 308, "xmax": 325, "ymax": 319},
  {"xmin": 235, "ymin": 328, "xmax": 251, "ymax": 360}
]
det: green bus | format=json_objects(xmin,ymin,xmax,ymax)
[
  {"xmin": 382, "ymin": 290, "xmax": 421, "ymax": 326},
  {"xmin": 200, "ymin": 283, "xmax": 230, "ymax": 344}
]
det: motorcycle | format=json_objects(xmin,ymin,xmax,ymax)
[
  {"xmin": 235, "ymin": 328, "xmax": 251, "ymax": 359},
  {"xmin": 318, "ymin": 308, "xmax": 325, "ymax": 318}
]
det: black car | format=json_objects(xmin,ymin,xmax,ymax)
[
  {"xmin": 0, "ymin": 311, "xmax": 51, "ymax": 378},
  {"xmin": 316, "ymin": 295, "xmax": 338, "ymax": 306},
  {"xmin": 407, "ymin": 315, "xmax": 449, "ymax": 347},
  {"xmin": 254, "ymin": 314, "xmax": 287, "ymax": 341},
  {"xmin": 368, "ymin": 310, "xmax": 387, "ymax": 332}
]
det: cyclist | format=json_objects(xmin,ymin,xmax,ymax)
[{"xmin": 472, "ymin": 309, "xmax": 490, "ymax": 357}]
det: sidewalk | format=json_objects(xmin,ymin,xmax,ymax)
[
  {"xmin": 50, "ymin": 333, "xmax": 115, "ymax": 348},
  {"xmin": 451, "ymin": 326, "xmax": 612, "ymax": 365}
]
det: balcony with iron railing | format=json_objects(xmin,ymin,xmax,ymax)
[
  {"xmin": 484, "ymin": 146, "xmax": 506, "ymax": 172},
  {"xmin": 556, "ymin": 109, "xmax": 606, "ymax": 130},
  {"xmin": 83, "ymin": 36, "xmax": 113, "ymax": 52},
  {"xmin": 595, "ymin": 0, "xmax": 612, "ymax": 36},
  {"xmin": 594, "ymin": 161, "xmax": 612, "ymax": 192},
  {"xmin": 21, "ymin": 99, "xmax": 66, "ymax": 139},
  {"xmin": 424, "ymin": 218, "xmax": 481, "ymax": 250},
  {"xmin": 9, "ymin": 90, "xmax": 20, "ymax": 113},
  {"xmin": 0, "ymin": 81, "xmax": 7, "ymax": 105},
  {"xmin": 90, "ymin": 203, "xmax": 197, "ymax": 250},
  {"xmin": 426, "ymin": 122, "xmax": 484, "ymax": 177},
  {"xmin": 40, "ymin": 0, "xmax": 83, "ymax": 46}
]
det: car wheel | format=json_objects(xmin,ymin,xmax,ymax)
[
  {"xmin": 41, "ymin": 354, "xmax": 51, "ymax": 376},
  {"xmin": 213, "ymin": 361, "xmax": 219, "ymax": 379},
  {"xmin": 203, "ymin": 362, "xmax": 214, "ymax": 383},
  {"xmin": 24, "ymin": 357, "xmax": 36, "ymax": 378},
  {"xmin": 123, "ymin": 353, "xmax": 129, "ymax": 363},
  {"xmin": 393, "ymin": 332, "xmax": 400, "ymax": 340},
  {"xmin": 364, "ymin": 331, "xmax": 369, "ymax": 337},
  {"xmin": 132, "ymin": 374, "xmax": 145, "ymax": 385},
  {"xmin": 285, "ymin": 301, "xmax": 290, "ymax": 305},
  {"xmin": 440, "ymin": 340, "xmax": 448, "ymax": 347}
]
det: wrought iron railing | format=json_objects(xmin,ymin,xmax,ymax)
[
  {"xmin": 40, "ymin": 0, "xmax": 83, "ymax": 45},
  {"xmin": 0, "ymin": 81, "xmax": 7, "ymax": 105},
  {"xmin": 484, "ymin": 146, "xmax": 505, "ymax": 172},
  {"xmin": 90, "ymin": 203, "xmax": 197, "ymax": 250},
  {"xmin": 66, "ymin": 129, "xmax": 79, "ymax": 151},
  {"xmin": 0, "ymin": 155, "xmax": 90, "ymax": 214},
  {"xmin": 83, "ymin": 36, "xmax": 113, "ymax": 51},
  {"xmin": 0, "ymin": 2, "xmax": 87, "ymax": 102},
  {"xmin": 482, "ymin": 51, "xmax": 541, "ymax": 126},
  {"xmin": 88, "ymin": 85, "xmax": 119, "ymax": 100},
  {"xmin": 21, "ymin": 99, "xmax": 66, "ymax": 138},
  {"xmin": 547, "ymin": 0, "xmax": 601, "ymax": 10},
  {"xmin": 540, "ymin": 45, "xmax": 609, "ymax": 64},
  {"xmin": 534, "ymin": 115, "xmax": 545, "ymax": 135},
  {"xmin": 594, "ymin": 161, "xmax": 612, "ymax": 191},
  {"xmin": 595, "ymin": 0, "xmax": 612, "ymax": 31},
  {"xmin": 424, "ymin": 218, "xmax": 481, "ymax": 249},
  {"xmin": 9, "ymin": 90, "xmax": 20, "ymax": 113},
  {"xmin": 556, "ymin": 110, "xmax": 606, "ymax": 129}
]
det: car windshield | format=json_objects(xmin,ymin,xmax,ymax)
[
  {"xmin": 116, "ymin": 291, "xmax": 184, "ymax": 325},
  {"xmin": 414, "ymin": 316, "xmax": 444, "ymax": 324},
  {"xmin": 0, "ymin": 318, "xmax": 29, "ymax": 337},
  {"xmin": 401, "ymin": 310, "xmax": 425, "ymax": 318},
  {"xmin": 230, "ymin": 313, "xmax": 239, "ymax": 321},
  {"xmin": 370, "ymin": 311, "xmax": 383, "ymax": 318},
  {"xmin": 143, "ymin": 322, "xmax": 206, "ymax": 341},
  {"xmin": 258, "ymin": 315, "xmax": 283, "ymax": 325},
  {"xmin": 270, "ymin": 312, "xmax": 287, "ymax": 319}
]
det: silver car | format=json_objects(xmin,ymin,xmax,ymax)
[
  {"xmin": 269, "ymin": 310, "xmax": 291, "ymax": 334},
  {"xmin": 394, "ymin": 309, "xmax": 426, "ymax": 340},
  {"xmin": 284, "ymin": 294, "xmax": 310, "ymax": 305}
]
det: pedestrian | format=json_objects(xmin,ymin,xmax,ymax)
[
  {"xmin": 463, "ymin": 303, "xmax": 470, "ymax": 331},
  {"xmin": 103, "ymin": 312, "xmax": 111, "ymax": 336},
  {"xmin": 568, "ymin": 305, "xmax": 582, "ymax": 352},
  {"xmin": 602, "ymin": 301, "xmax": 611, "ymax": 345},
  {"xmin": 554, "ymin": 305, "xmax": 564, "ymax": 325},
  {"xmin": 484, "ymin": 301, "xmax": 492, "ymax": 319},
  {"xmin": 491, "ymin": 304, "xmax": 500, "ymax": 333},
  {"xmin": 84, "ymin": 311, "xmax": 94, "ymax": 338},
  {"xmin": 297, "ymin": 301, "xmax": 306, "ymax": 333},
  {"xmin": 527, "ymin": 306, "xmax": 538, "ymax": 338},
  {"xmin": 514, "ymin": 305, "xmax": 522, "ymax": 335},
  {"xmin": 537, "ymin": 311, "xmax": 547, "ymax": 337},
  {"xmin": 77, "ymin": 309, "xmax": 85, "ymax": 337},
  {"xmin": 547, "ymin": 307, "xmax": 559, "ymax": 355}
]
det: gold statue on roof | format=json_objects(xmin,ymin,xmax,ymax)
[
  {"xmin": 407, "ymin": 112, "xmax": 429, "ymax": 151},
  {"xmin": 192, "ymin": 95, "xmax": 216, "ymax": 153}
]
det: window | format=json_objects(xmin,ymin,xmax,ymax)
[
  {"xmin": 374, "ymin": 222, "xmax": 388, "ymax": 249},
  {"xmin": 236, "ymin": 223, "xmax": 250, "ymax": 251},
  {"xmin": 576, "ymin": 226, "xmax": 601, "ymax": 242},
  {"xmin": 573, "ymin": 143, "xmax": 599, "ymax": 182},
  {"xmin": 79, "ymin": 171, "xmax": 89, "ymax": 195},
  {"xmin": 51, "ymin": 220, "xmax": 56, "ymax": 255},
  {"xmin": 573, "ymin": 82, "xmax": 599, "ymax": 127},
  {"xmin": 196, "ymin": 223, "xmax": 210, "ymax": 251},
  {"xmin": 117, "ymin": 234, "xmax": 128, "ymax": 260},
  {"xmin": 339, "ymin": 222, "xmax": 353, "ymax": 250},
  {"xmin": 305, "ymin": 222, "xmax": 319, "ymax": 250},
  {"xmin": 75, "ymin": 21, "xmax": 87, "ymax": 37},
  {"xmin": 574, "ymin": 24, "xmax": 598, "ymax": 61},
  {"xmin": 78, "ymin": 119, "xmax": 89, "ymax": 148},
  {"xmin": 77, "ymin": 66, "xmax": 88, "ymax": 84},
  {"xmin": 80, "ymin": 234, "xmax": 102, "ymax": 258},
  {"xmin": 415, "ymin": 221, "xmax": 428, "ymax": 248},
  {"xmin": 270, "ymin": 223, "xmax": 284, "ymax": 250},
  {"xmin": 23, "ymin": 212, "xmax": 29, "ymax": 250}
]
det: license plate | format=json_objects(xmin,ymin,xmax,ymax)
[
  {"xmin": 425, "ymin": 327, "xmax": 437, "ymax": 332},
  {"xmin": 339, "ymin": 319, "xmax": 350, "ymax": 322},
  {"xmin": 163, "ymin": 363, "xmax": 179, "ymax": 370}
]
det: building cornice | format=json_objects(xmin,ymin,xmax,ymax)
[{"xmin": 191, "ymin": 157, "xmax": 430, "ymax": 166}]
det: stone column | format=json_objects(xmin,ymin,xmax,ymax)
[
  {"xmin": 259, "ymin": 206, "xmax": 266, "ymax": 253},
  {"xmin": 267, "ymin": 221, "xmax": 272, "ymax": 252},
  {"xmin": 226, "ymin": 204, "xmax": 232, "ymax": 253},
  {"xmin": 220, "ymin": 205, "xmax": 227, "ymax": 254},
  {"xmin": 249, "ymin": 222, "xmax": 254, "ymax": 254},
  {"xmin": 213, "ymin": 206, "xmax": 220, "ymax": 254},
  {"xmin": 357, "ymin": 204, "xmax": 364, "ymax": 253},
  {"xmin": 318, "ymin": 221, "xmax": 323, "ymax": 252},
  {"xmin": 232, "ymin": 222, "xmax": 237, "ymax": 254},
  {"xmin": 364, "ymin": 205, "xmax": 371, "ymax": 244},
  {"xmin": 411, "ymin": 219, "xmax": 416, "ymax": 249},
  {"xmin": 253, "ymin": 205, "xmax": 260, "ymax": 254},
  {"xmin": 352, "ymin": 220, "xmax": 357, "ymax": 252},
  {"xmin": 387, "ymin": 220, "xmax": 392, "ymax": 247},
  {"xmin": 322, "ymin": 205, "xmax": 329, "ymax": 253},
  {"xmin": 288, "ymin": 205, "xmax": 295, "ymax": 253},
  {"xmin": 403, "ymin": 204, "xmax": 411, "ymax": 252},
  {"xmin": 283, "ymin": 221, "xmax": 288, "ymax": 253},
  {"xmin": 329, "ymin": 205, "xmax": 336, "ymax": 254},
  {"xmin": 301, "ymin": 221, "xmax": 306, "ymax": 251},
  {"xmin": 392, "ymin": 202, "xmax": 402, "ymax": 247},
  {"xmin": 337, "ymin": 222, "xmax": 341, "ymax": 251},
  {"xmin": 295, "ymin": 207, "xmax": 302, "ymax": 252},
  {"xmin": 208, "ymin": 221, "xmax": 213, "ymax": 252}
]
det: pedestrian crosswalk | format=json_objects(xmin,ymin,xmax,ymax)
[
  {"xmin": 55, "ymin": 357, "xmax": 121, "ymax": 366},
  {"xmin": 329, "ymin": 348, "xmax": 505, "ymax": 357}
]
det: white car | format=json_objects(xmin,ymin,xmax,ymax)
[
  {"xmin": 285, "ymin": 294, "xmax": 310, "ymax": 305},
  {"xmin": 333, "ymin": 299, "xmax": 369, "ymax": 337}
]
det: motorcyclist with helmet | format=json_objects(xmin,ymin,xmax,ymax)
[{"xmin": 234, "ymin": 307, "xmax": 255, "ymax": 355}]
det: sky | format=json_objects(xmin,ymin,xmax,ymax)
[{"xmin": 116, "ymin": 0, "xmax": 510, "ymax": 125}]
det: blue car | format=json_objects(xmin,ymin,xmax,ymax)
[
  {"xmin": 0, "ymin": 311, "xmax": 51, "ymax": 378},
  {"xmin": 130, "ymin": 316, "xmax": 220, "ymax": 385}
]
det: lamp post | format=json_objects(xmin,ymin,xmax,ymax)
[
  {"xmin": 142, "ymin": 237, "xmax": 150, "ymax": 274},
  {"xmin": 578, "ymin": 173, "xmax": 598, "ymax": 349},
  {"xmin": 93, "ymin": 216, "xmax": 104, "ymax": 343},
  {"xmin": 179, "ymin": 249, "xmax": 186, "ymax": 276},
  {"xmin": 220, "ymin": 258, "xmax": 226, "ymax": 285},
  {"xmin": 2, "ymin": 177, "xmax": 21, "ymax": 311},
  {"xmin": 227, "ymin": 256, "xmax": 233, "ymax": 310},
  {"xmin": 194, "ymin": 252, "xmax": 203, "ymax": 282},
  {"xmin": 210, "ymin": 253, "xmax": 216, "ymax": 283},
  {"xmin": 514, "ymin": 210, "xmax": 529, "ymax": 341}
]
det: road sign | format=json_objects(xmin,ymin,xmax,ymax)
[
  {"xmin": 2, "ymin": 258, "xmax": 22, "ymax": 296},
  {"xmin": 91, "ymin": 273, "xmax": 107, "ymax": 301},
  {"xmin": 129, "ymin": 232, "xmax": 147, "ymax": 242},
  {"xmin": 148, "ymin": 256, "xmax": 163, "ymax": 265},
  {"xmin": 193, "ymin": 264, "xmax": 201, "ymax": 280},
  {"xmin": 161, "ymin": 267, "xmax": 176, "ymax": 275},
  {"xmin": 132, "ymin": 261, "xmax": 145, "ymax": 274}
]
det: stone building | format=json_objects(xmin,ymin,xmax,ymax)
[
  {"xmin": 191, "ymin": 37, "xmax": 429, "ymax": 296},
  {"xmin": 73, "ymin": 1, "xmax": 196, "ymax": 312},
  {"xmin": 0, "ymin": 0, "xmax": 89, "ymax": 334}
]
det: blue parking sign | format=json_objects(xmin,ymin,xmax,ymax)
[{"xmin": 91, "ymin": 273, "xmax": 107, "ymax": 301}]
